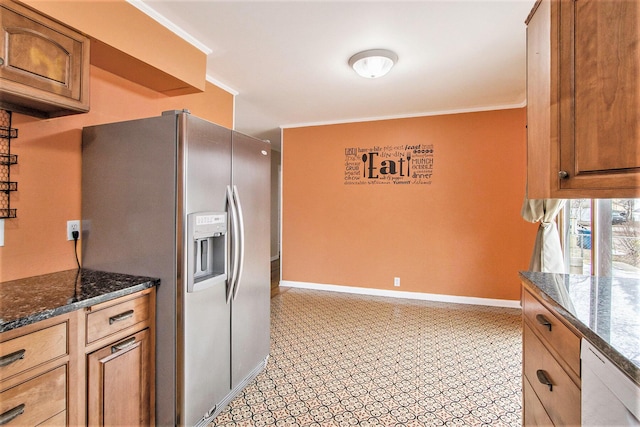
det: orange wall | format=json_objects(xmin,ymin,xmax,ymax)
[
  {"xmin": 282, "ymin": 108, "xmax": 536, "ymax": 301},
  {"xmin": 22, "ymin": 0, "xmax": 206, "ymax": 93},
  {"xmin": 0, "ymin": 65, "xmax": 233, "ymax": 281}
]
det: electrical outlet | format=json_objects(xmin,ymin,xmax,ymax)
[
  {"xmin": 394, "ymin": 277, "xmax": 400, "ymax": 287},
  {"xmin": 67, "ymin": 220, "xmax": 80, "ymax": 241}
]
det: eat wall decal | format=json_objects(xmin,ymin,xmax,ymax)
[{"xmin": 344, "ymin": 144, "xmax": 434, "ymax": 185}]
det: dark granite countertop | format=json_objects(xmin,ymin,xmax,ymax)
[
  {"xmin": 0, "ymin": 269, "xmax": 160, "ymax": 333},
  {"xmin": 519, "ymin": 271, "xmax": 639, "ymax": 386}
]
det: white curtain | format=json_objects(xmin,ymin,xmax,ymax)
[{"xmin": 521, "ymin": 198, "xmax": 566, "ymax": 273}]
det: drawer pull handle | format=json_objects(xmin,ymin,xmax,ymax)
[
  {"xmin": 536, "ymin": 369, "xmax": 553, "ymax": 391},
  {"xmin": 0, "ymin": 403, "xmax": 25, "ymax": 425},
  {"xmin": 111, "ymin": 337, "xmax": 136, "ymax": 354},
  {"xmin": 0, "ymin": 349, "xmax": 25, "ymax": 367},
  {"xmin": 109, "ymin": 309, "xmax": 134, "ymax": 325},
  {"xmin": 535, "ymin": 314, "xmax": 552, "ymax": 331}
]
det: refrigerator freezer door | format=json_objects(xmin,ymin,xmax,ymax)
[
  {"xmin": 230, "ymin": 131, "xmax": 271, "ymax": 388},
  {"xmin": 180, "ymin": 114, "xmax": 233, "ymax": 425}
]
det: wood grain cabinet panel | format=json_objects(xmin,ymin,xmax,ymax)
[
  {"xmin": 526, "ymin": 0, "xmax": 640, "ymax": 198},
  {"xmin": 0, "ymin": 0, "xmax": 89, "ymax": 117},
  {"xmin": 38, "ymin": 411, "xmax": 66, "ymax": 426},
  {"xmin": 87, "ymin": 329, "xmax": 151, "ymax": 426},
  {"xmin": 571, "ymin": 0, "xmax": 639, "ymax": 175},
  {"xmin": 0, "ymin": 365, "xmax": 66, "ymax": 426},
  {"xmin": 523, "ymin": 377, "xmax": 554, "ymax": 427},
  {"xmin": 38, "ymin": 411, "xmax": 67, "ymax": 427},
  {"xmin": 85, "ymin": 293, "xmax": 150, "ymax": 344},
  {"xmin": 0, "ymin": 322, "xmax": 67, "ymax": 381}
]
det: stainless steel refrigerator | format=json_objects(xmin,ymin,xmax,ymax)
[{"xmin": 81, "ymin": 110, "xmax": 271, "ymax": 426}]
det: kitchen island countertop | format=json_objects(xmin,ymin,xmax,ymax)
[
  {"xmin": 519, "ymin": 271, "xmax": 639, "ymax": 386},
  {"xmin": 0, "ymin": 269, "xmax": 159, "ymax": 333}
]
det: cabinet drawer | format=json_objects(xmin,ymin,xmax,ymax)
[
  {"xmin": 39, "ymin": 411, "xmax": 66, "ymax": 426},
  {"xmin": 0, "ymin": 323, "xmax": 67, "ymax": 381},
  {"xmin": 522, "ymin": 289, "xmax": 580, "ymax": 377},
  {"xmin": 0, "ymin": 365, "xmax": 66, "ymax": 426},
  {"xmin": 86, "ymin": 294, "xmax": 150, "ymax": 344},
  {"xmin": 523, "ymin": 323, "xmax": 580, "ymax": 426},
  {"xmin": 523, "ymin": 376, "xmax": 553, "ymax": 426}
]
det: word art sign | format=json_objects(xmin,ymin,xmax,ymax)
[{"xmin": 344, "ymin": 143, "xmax": 434, "ymax": 186}]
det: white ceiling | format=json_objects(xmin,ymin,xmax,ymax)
[{"xmin": 136, "ymin": 0, "xmax": 535, "ymax": 150}]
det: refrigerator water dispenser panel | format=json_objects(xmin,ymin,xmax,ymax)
[{"xmin": 187, "ymin": 212, "xmax": 227, "ymax": 292}]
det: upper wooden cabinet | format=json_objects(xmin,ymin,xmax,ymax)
[
  {"xmin": 526, "ymin": 0, "xmax": 640, "ymax": 198},
  {"xmin": 0, "ymin": 0, "xmax": 89, "ymax": 117}
]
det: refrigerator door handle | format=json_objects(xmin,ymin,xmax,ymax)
[
  {"xmin": 232, "ymin": 185, "xmax": 245, "ymax": 300},
  {"xmin": 226, "ymin": 185, "xmax": 240, "ymax": 304}
]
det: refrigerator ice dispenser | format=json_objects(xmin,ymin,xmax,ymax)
[{"xmin": 187, "ymin": 212, "xmax": 227, "ymax": 292}]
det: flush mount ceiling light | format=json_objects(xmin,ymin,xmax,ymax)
[{"xmin": 349, "ymin": 49, "xmax": 398, "ymax": 79}]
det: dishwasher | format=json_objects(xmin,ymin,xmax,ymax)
[{"xmin": 581, "ymin": 339, "xmax": 640, "ymax": 426}]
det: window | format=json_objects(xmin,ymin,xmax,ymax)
[{"xmin": 562, "ymin": 199, "xmax": 639, "ymax": 278}]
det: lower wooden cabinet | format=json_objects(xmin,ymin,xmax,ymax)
[
  {"xmin": 83, "ymin": 289, "xmax": 155, "ymax": 426},
  {"xmin": 0, "ymin": 287, "xmax": 155, "ymax": 426},
  {"xmin": 0, "ymin": 315, "xmax": 72, "ymax": 426},
  {"xmin": 87, "ymin": 329, "xmax": 151, "ymax": 426},
  {"xmin": 521, "ymin": 284, "xmax": 581, "ymax": 426}
]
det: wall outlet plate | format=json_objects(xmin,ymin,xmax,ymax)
[
  {"xmin": 394, "ymin": 277, "xmax": 400, "ymax": 287},
  {"xmin": 67, "ymin": 220, "xmax": 80, "ymax": 241}
]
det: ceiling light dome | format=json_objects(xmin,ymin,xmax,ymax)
[{"xmin": 349, "ymin": 49, "xmax": 398, "ymax": 79}]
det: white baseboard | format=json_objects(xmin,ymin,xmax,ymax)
[{"xmin": 279, "ymin": 280, "xmax": 521, "ymax": 309}]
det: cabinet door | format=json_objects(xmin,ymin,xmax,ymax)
[
  {"xmin": 87, "ymin": 329, "xmax": 151, "ymax": 426},
  {"xmin": 526, "ymin": 0, "xmax": 640, "ymax": 198},
  {"xmin": 557, "ymin": 0, "xmax": 640, "ymax": 194},
  {"xmin": 526, "ymin": 0, "xmax": 556, "ymax": 198},
  {"xmin": 0, "ymin": 0, "xmax": 89, "ymax": 116}
]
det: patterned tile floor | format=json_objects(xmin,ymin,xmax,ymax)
[{"xmin": 211, "ymin": 288, "xmax": 522, "ymax": 426}]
